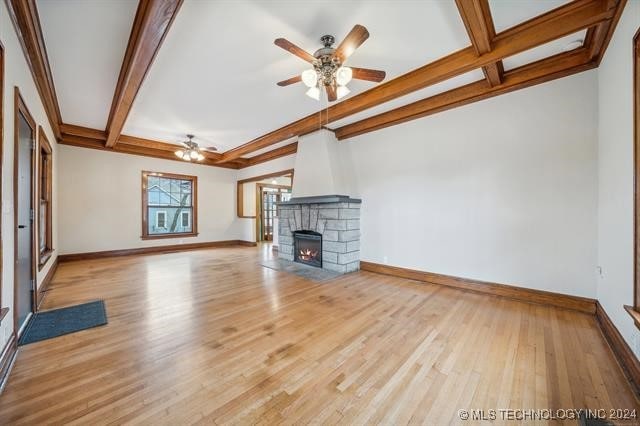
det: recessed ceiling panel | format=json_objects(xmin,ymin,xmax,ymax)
[
  {"xmin": 37, "ymin": 0, "xmax": 138, "ymax": 129},
  {"xmin": 123, "ymin": 0, "xmax": 472, "ymax": 151},
  {"xmin": 489, "ymin": 0, "xmax": 572, "ymax": 33}
]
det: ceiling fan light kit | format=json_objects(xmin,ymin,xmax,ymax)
[
  {"xmin": 174, "ymin": 134, "xmax": 209, "ymax": 162},
  {"xmin": 275, "ymin": 25, "xmax": 386, "ymax": 102}
]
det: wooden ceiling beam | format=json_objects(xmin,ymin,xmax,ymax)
[
  {"xmin": 58, "ymin": 124, "xmax": 294, "ymax": 169},
  {"xmin": 455, "ymin": 0, "xmax": 504, "ymax": 87},
  {"xmin": 584, "ymin": 0, "xmax": 627, "ymax": 64},
  {"xmin": 216, "ymin": 0, "xmax": 616, "ymax": 163},
  {"xmin": 59, "ymin": 123, "xmax": 106, "ymax": 141},
  {"xmin": 334, "ymin": 48, "xmax": 595, "ymax": 140},
  {"xmin": 6, "ymin": 0, "xmax": 62, "ymax": 140},
  {"xmin": 243, "ymin": 142, "xmax": 299, "ymax": 167},
  {"xmin": 60, "ymin": 133, "xmax": 241, "ymax": 169},
  {"xmin": 104, "ymin": 0, "xmax": 183, "ymax": 148}
]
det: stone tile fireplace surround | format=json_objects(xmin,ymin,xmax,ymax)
[{"xmin": 277, "ymin": 195, "xmax": 361, "ymax": 274}]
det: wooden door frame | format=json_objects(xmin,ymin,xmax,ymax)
[
  {"xmin": 236, "ymin": 168, "xmax": 294, "ymax": 218},
  {"xmin": 0, "ymin": 42, "xmax": 5, "ymax": 323},
  {"xmin": 634, "ymin": 28, "xmax": 640, "ymax": 312},
  {"xmin": 256, "ymin": 184, "xmax": 292, "ymax": 242},
  {"xmin": 13, "ymin": 87, "xmax": 37, "ymax": 334}
]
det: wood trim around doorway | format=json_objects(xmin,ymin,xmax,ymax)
[
  {"xmin": 0, "ymin": 42, "xmax": 4, "ymax": 318},
  {"xmin": 236, "ymin": 168, "xmax": 294, "ymax": 218},
  {"xmin": 13, "ymin": 87, "xmax": 37, "ymax": 333}
]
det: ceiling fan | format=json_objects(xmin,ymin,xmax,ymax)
[
  {"xmin": 174, "ymin": 134, "xmax": 218, "ymax": 162},
  {"xmin": 275, "ymin": 25, "xmax": 386, "ymax": 102}
]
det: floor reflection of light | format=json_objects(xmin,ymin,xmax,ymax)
[
  {"xmin": 144, "ymin": 256, "xmax": 195, "ymax": 341},
  {"xmin": 261, "ymin": 268, "xmax": 281, "ymax": 312}
]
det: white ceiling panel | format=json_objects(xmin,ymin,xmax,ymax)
[
  {"xmin": 122, "ymin": 0, "xmax": 472, "ymax": 151},
  {"xmin": 489, "ymin": 0, "xmax": 572, "ymax": 33},
  {"xmin": 37, "ymin": 0, "xmax": 137, "ymax": 129}
]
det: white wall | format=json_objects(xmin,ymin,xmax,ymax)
[
  {"xmin": 293, "ymin": 129, "xmax": 350, "ymax": 197},
  {"xmin": 597, "ymin": 2, "xmax": 640, "ymax": 354},
  {"xmin": 1, "ymin": 1, "xmax": 60, "ymax": 347},
  {"xmin": 338, "ymin": 71, "xmax": 599, "ymax": 298},
  {"xmin": 57, "ymin": 146, "xmax": 253, "ymax": 254}
]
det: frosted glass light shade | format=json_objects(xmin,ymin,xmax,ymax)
[
  {"xmin": 337, "ymin": 85, "xmax": 350, "ymax": 99},
  {"xmin": 175, "ymin": 150, "xmax": 184, "ymax": 159},
  {"xmin": 336, "ymin": 67, "xmax": 352, "ymax": 86},
  {"xmin": 301, "ymin": 69, "xmax": 318, "ymax": 88},
  {"xmin": 306, "ymin": 86, "xmax": 320, "ymax": 100}
]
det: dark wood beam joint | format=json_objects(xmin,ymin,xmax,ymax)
[{"xmin": 455, "ymin": 0, "xmax": 503, "ymax": 87}]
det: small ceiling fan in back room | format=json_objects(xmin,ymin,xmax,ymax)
[{"xmin": 274, "ymin": 25, "xmax": 386, "ymax": 102}]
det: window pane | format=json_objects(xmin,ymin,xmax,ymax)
[{"xmin": 148, "ymin": 207, "xmax": 193, "ymax": 235}]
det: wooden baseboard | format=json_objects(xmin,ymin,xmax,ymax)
[
  {"xmin": 0, "ymin": 333, "xmax": 17, "ymax": 393},
  {"xmin": 58, "ymin": 240, "xmax": 258, "ymax": 262},
  {"xmin": 360, "ymin": 261, "xmax": 596, "ymax": 314},
  {"xmin": 36, "ymin": 257, "xmax": 59, "ymax": 309},
  {"xmin": 596, "ymin": 301, "xmax": 640, "ymax": 397}
]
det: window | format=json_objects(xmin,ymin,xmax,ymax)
[
  {"xmin": 38, "ymin": 126, "xmax": 53, "ymax": 268},
  {"xmin": 142, "ymin": 171, "xmax": 197, "ymax": 239},
  {"xmin": 156, "ymin": 211, "xmax": 167, "ymax": 229}
]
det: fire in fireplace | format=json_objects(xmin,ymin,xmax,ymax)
[{"xmin": 293, "ymin": 230, "xmax": 322, "ymax": 268}]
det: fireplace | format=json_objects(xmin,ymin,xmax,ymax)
[{"xmin": 293, "ymin": 230, "xmax": 322, "ymax": 268}]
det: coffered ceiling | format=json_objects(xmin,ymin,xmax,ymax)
[{"xmin": 16, "ymin": 0, "xmax": 624, "ymax": 168}]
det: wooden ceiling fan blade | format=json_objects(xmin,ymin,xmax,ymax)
[
  {"xmin": 350, "ymin": 67, "xmax": 386, "ymax": 82},
  {"xmin": 334, "ymin": 25, "xmax": 369, "ymax": 62},
  {"xmin": 326, "ymin": 85, "xmax": 337, "ymax": 102},
  {"xmin": 274, "ymin": 38, "xmax": 315, "ymax": 63},
  {"xmin": 277, "ymin": 75, "xmax": 302, "ymax": 87}
]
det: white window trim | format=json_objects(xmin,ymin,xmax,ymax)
[
  {"xmin": 181, "ymin": 210, "xmax": 190, "ymax": 228},
  {"xmin": 156, "ymin": 210, "xmax": 167, "ymax": 229}
]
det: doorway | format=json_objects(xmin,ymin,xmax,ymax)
[
  {"xmin": 260, "ymin": 186, "xmax": 292, "ymax": 241},
  {"xmin": 13, "ymin": 88, "xmax": 36, "ymax": 336}
]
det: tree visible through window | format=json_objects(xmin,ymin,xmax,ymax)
[{"xmin": 142, "ymin": 172, "xmax": 197, "ymax": 239}]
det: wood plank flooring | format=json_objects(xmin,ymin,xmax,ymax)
[{"xmin": 0, "ymin": 244, "xmax": 636, "ymax": 425}]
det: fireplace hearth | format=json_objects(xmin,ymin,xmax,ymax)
[{"xmin": 293, "ymin": 230, "xmax": 322, "ymax": 268}]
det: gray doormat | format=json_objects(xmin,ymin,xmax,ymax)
[
  {"xmin": 261, "ymin": 259, "xmax": 341, "ymax": 282},
  {"xmin": 19, "ymin": 300, "xmax": 107, "ymax": 345}
]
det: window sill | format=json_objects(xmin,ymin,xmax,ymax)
[
  {"xmin": 141, "ymin": 232, "xmax": 199, "ymax": 241},
  {"xmin": 38, "ymin": 249, "xmax": 54, "ymax": 271},
  {"xmin": 624, "ymin": 305, "xmax": 640, "ymax": 329}
]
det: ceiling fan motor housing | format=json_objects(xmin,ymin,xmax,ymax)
[{"xmin": 312, "ymin": 36, "xmax": 341, "ymax": 86}]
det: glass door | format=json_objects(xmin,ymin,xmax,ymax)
[{"xmin": 262, "ymin": 189, "xmax": 278, "ymax": 241}]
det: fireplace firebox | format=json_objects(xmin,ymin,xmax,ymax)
[{"xmin": 293, "ymin": 230, "xmax": 322, "ymax": 268}]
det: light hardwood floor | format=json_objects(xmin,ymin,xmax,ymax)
[{"xmin": 0, "ymin": 245, "xmax": 637, "ymax": 425}]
